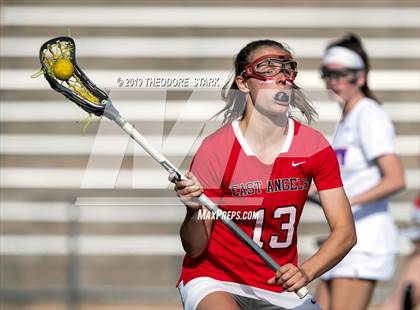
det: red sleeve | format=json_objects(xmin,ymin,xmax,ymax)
[
  {"xmin": 311, "ymin": 137, "xmax": 343, "ymax": 191},
  {"xmin": 189, "ymin": 139, "xmax": 223, "ymax": 198}
]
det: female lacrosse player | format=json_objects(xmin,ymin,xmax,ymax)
[
  {"xmin": 315, "ymin": 34, "xmax": 406, "ymax": 310},
  {"xmin": 172, "ymin": 39, "xmax": 356, "ymax": 309}
]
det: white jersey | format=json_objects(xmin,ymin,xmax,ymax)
[{"xmin": 332, "ymin": 97, "xmax": 398, "ymax": 254}]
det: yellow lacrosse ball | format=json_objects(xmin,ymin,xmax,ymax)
[{"xmin": 53, "ymin": 59, "xmax": 74, "ymax": 80}]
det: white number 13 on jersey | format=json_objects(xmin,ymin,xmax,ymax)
[{"xmin": 252, "ymin": 206, "xmax": 296, "ymax": 248}]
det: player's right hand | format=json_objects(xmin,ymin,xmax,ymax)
[
  {"xmin": 169, "ymin": 171, "xmax": 203, "ymax": 209},
  {"xmin": 267, "ymin": 263, "xmax": 310, "ymax": 292}
]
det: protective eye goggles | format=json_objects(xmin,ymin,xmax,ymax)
[
  {"xmin": 241, "ymin": 54, "xmax": 298, "ymax": 81},
  {"xmin": 320, "ymin": 67, "xmax": 358, "ymax": 80}
]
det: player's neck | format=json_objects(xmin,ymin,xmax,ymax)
[
  {"xmin": 239, "ymin": 112, "xmax": 288, "ymax": 147},
  {"xmin": 342, "ymin": 92, "xmax": 364, "ymax": 117}
]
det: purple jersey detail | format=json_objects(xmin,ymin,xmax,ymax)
[{"xmin": 335, "ymin": 148, "xmax": 347, "ymax": 165}]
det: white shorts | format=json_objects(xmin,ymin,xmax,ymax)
[
  {"xmin": 321, "ymin": 251, "xmax": 396, "ymax": 281},
  {"xmin": 178, "ymin": 277, "xmax": 320, "ymax": 310}
]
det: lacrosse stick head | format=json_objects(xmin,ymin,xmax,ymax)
[{"xmin": 39, "ymin": 36, "xmax": 119, "ymax": 119}]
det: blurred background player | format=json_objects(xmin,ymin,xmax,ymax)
[
  {"xmin": 315, "ymin": 33, "xmax": 406, "ymax": 310},
  {"xmin": 171, "ymin": 39, "xmax": 356, "ymax": 309},
  {"xmin": 378, "ymin": 193, "xmax": 420, "ymax": 310}
]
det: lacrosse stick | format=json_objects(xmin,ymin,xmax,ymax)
[{"xmin": 38, "ymin": 36, "xmax": 308, "ymax": 299}]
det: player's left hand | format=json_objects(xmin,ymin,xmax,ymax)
[{"xmin": 267, "ymin": 263, "xmax": 309, "ymax": 292}]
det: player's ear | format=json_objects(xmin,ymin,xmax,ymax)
[
  {"xmin": 235, "ymin": 76, "xmax": 250, "ymax": 94},
  {"xmin": 355, "ymin": 71, "xmax": 366, "ymax": 87}
]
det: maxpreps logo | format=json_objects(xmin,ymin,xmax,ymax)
[{"xmin": 197, "ymin": 209, "xmax": 258, "ymax": 221}]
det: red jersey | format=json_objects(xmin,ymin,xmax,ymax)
[{"xmin": 178, "ymin": 118, "xmax": 342, "ymax": 292}]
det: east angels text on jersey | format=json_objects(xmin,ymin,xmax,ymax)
[
  {"xmin": 231, "ymin": 178, "xmax": 310, "ymax": 196},
  {"xmin": 230, "ymin": 180, "xmax": 263, "ymax": 196}
]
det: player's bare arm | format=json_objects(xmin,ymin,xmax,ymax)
[
  {"xmin": 349, "ymin": 154, "xmax": 405, "ymax": 206},
  {"xmin": 294, "ymin": 188, "xmax": 355, "ymax": 285},
  {"xmin": 172, "ymin": 172, "xmax": 213, "ymax": 258}
]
